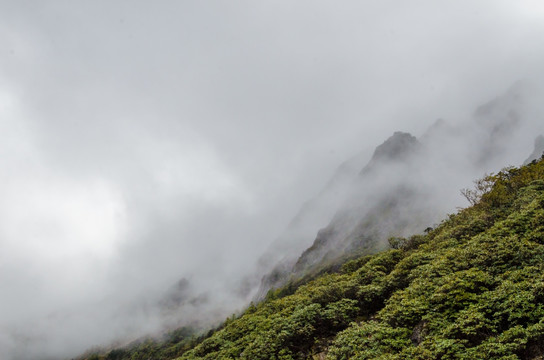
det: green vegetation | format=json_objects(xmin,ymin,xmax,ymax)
[
  {"xmin": 79, "ymin": 327, "xmax": 200, "ymax": 360},
  {"xmin": 83, "ymin": 157, "xmax": 544, "ymax": 359},
  {"xmin": 177, "ymin": 158, "xmax": 544, "ymax": 359}
]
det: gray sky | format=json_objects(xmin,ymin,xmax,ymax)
[{"xmin": 1, "ymin": 1, "xmax": 544, "ymax": 359}]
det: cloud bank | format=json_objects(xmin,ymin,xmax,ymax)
[{"xmin": 1, "ymin": 1, "xmax": 544, "ymax": 359}]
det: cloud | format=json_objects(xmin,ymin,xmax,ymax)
[{"xmin": 1, "ymin": 1, "xmax": 544, "ymax": 359}]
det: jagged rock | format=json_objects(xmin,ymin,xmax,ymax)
[{"xmin": 360, "ymin": 131, "xmax": 419, "ymax": 175}]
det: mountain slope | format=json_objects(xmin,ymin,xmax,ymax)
[
  {"xmin": 253, "ymin": 151, "xmax": 370, "ymax": 298},
  {"xmin": 254, "ymin": 83, "xmax": 534, "ymax": 298},
  {"xmin": 176, "ymin": 156, "xmax": 544, "ymax": 359},
  {"xmin": 78, "ymin": 84, "xmax": 543, "ymax": 360}
]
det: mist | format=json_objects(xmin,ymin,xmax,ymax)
[{"xmin": 1, "ymin": 1, "xmax": 544, "ymax": 359}]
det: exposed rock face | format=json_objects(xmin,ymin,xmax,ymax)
[
  {"xmin": 524, "ymin": 135, "xmax": 544, "ymax": 165},
  {"xmin": 360, "ymin": 131, "xmax": 420, "ymax": 175}
]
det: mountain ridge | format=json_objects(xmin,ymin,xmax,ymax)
[
  {"xmin": 255, "ymin": 83, "xmax": 534, "ymax": 299},
  {"xmin": 175, "ymin": 155, "xmax": 544, "ymax": 360},
  {"xmin": 76, "ymin": 84, "xmax": 544, "ymax": 360}
]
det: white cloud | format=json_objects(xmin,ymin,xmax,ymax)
[{"xmin": 1, "ymin": 1, "xmax": 544, "ymax": 359}]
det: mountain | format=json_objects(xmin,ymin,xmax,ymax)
[
  {"xmin": 177, "ymin": 155, "xmax": 544, "ymax": 359},
  {"xmin": 254, "ymin": 83, "xmax": 534, "ymax": 298},
  {"xmin": 80, "ymin": 154, "xmax": 544, "ymax": 359},
  {"xmin": 78, "ymin": 84, "xmax": 544, "ymax": 359},
  {"xmin": 291, "ymin": 132, "xmax": 424, "ymax": 274},
  {"xmin": 252, "ymin": 151, "xmax": 369, "ymax": 298}
]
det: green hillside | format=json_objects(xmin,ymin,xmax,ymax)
[
  {"xmin": 175, "ymin": 157, "xmax": 544, "ymax": 359},
  {"xmin": 86, "ymin": 156, "xmax": 544, "ymax": 360}
]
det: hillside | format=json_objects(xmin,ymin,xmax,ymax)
[
  {"xmin": 81, "ymin": 138, "xmax": 544, "ymax": 360},
  {"xmin": 78, "ymin": 85, "xmax": 544, "ymax": 360},
  {"xmin": 255, "ymin": 83, "xmax": 532, "ymax": 299},
  {"xmin": 172, "ymin": 157, "xmax": 544, "ymax": 359}
]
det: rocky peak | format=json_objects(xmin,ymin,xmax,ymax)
[{"xmin": 361, "ymin": 131, "xmax": 419, "ymax": 174}]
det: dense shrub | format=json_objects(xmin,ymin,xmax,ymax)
[{"xmin": 85, "ymin": 158, "xmax": 544, "ymax": 360}]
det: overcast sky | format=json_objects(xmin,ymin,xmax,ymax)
[{"xmin": 2, "ymin": 1, "xmax": 544, "ymax": 359}]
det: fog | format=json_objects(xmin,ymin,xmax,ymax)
[{"xmin": 1, "ymin": 1, "xmax": 544, "ymax": 359}]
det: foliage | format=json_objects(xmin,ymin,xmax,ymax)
[
  {"xmin": 79, "ymin": 327, "xmax": 199, "ymax": 360},
  {"xmin": 93, "ymin": 159, "xmax": 544, "ymax": 360}
]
